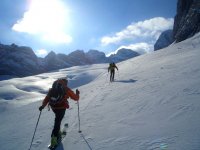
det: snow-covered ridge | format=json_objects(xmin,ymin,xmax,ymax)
[{"xmin": 0, "ymin": 33, "xmax": 200, "ymax": 150}]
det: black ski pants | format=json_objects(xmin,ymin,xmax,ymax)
[
  {"xmin": 51, "ymin": 109, "xmax": 66, "ymax": 138},
  {"xmin": 110, "ymin": 70, "xmax": 115, "ymax": 82}
]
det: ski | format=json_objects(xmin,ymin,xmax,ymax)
[{"xmin": 48, "ymin": 123, "xmax": 68, "ymax": 150}]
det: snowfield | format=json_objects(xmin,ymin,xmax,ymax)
[{"xmin": 0, "ymin": 33, "xmax": 200, "ymax": 150}]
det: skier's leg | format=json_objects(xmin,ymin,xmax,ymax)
[
  {"xmin": 113, "ymin": 70, "xmax": 115, "ymax": 81},
  {"xmin": 52, "ymin": 109, "xmax": 66, "ymax": 138},
  {"xmin": 110, "ymin": 72, "xmax": 112, "ymax": 82},
  {"xmin": 111, "ymin": 70, "xmax": 115, "ymax": 81},
  {"xmin": 110, "ymin": 71, "xmax": 113, "ymax": 82}
]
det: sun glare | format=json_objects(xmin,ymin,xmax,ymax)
[{"xmin": 12, "ymin": 0, "xmax": 72, "ymax": 44}]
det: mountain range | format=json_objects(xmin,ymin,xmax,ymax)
[{"xmin": 0, "ymin": 44, "xmax": 140, "ymax": 79}]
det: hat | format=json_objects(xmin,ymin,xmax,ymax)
[{"xmin": 57, "ymin": 77, "xmax": 68, "ymax": 83}]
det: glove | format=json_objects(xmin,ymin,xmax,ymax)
[
  {"xmin": 76, "ymin": 89, "xmax": 80, "ymax": 95},
  {"xmin": 39, "ymin": 106, "xmax": 44, "ymax": 111}
]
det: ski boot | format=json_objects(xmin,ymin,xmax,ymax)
[{"xmin": 49, "ymin": 136, "xmax": 58, "ymax": 149}]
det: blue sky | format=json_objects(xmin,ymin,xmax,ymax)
[{"xmin": 0, "ymin": 0, "xmax": 177, "ymax": 57}]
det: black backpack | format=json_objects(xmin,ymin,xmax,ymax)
[{"xmin": 49, "ymin": 80, "xmax": 66, "ymax": 105}]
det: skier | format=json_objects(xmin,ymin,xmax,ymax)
[
  {"xmin": 108, "ymin": 62, "xmax": 118, "ymax": 82},
  {"xmin": 39, "ymin": 78, "xmax": 80, "ymax": 148}
]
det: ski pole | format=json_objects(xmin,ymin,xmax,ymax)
[
  {"xmin": 28, "ymin": 111, "xmax": 42, "ymax": 150},
  {"xmin": 106, "ymin": 72, "xmax": 109, "ymax": 83},
  {"xmin": 117, "ymin": 70, "xmax": 120, "ymax": 80},
  {"xmin": 77, "ymin": 101, "xmax": 82, "ymax": 133}
]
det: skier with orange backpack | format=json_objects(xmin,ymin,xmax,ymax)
[{"xmin": 39, "ymin": 78, "xmax": 80, "ymax": 149}]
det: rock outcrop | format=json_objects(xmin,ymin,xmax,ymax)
[{"xmin": 173, "ymin": 0, "xmax": 200, "ymax": 42}]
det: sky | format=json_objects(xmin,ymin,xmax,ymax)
[{"xmin": 0, "ymin": 0, "xmax": 177, "ymax": 57}]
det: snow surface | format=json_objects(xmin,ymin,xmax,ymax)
[{"xmin": 0, "ymin": 33, "xmax": 200, "ymax": 150}]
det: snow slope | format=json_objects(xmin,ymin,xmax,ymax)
[{"xmin": 0, "ymin": 33, "xmax": 200, "ymax": 150}]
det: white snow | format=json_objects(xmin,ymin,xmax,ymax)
[{"xmin": 0, "ymin": 33, "xmax": 200, "ymax": 150}]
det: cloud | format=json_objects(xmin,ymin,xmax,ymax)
[
  {"xmin": 117, "ymin": 42, "xmax": 154, "ymax": 54},
  {"xmin": 101, "ymin": 17, "xmax": 174, "ymax": 46},
  {"xmin": 106, "ymin": 42, "xmax": 153, "ymax": 57},
  {"xmin": 12, "ymin": 0, "xmax": 72, "ymax": 44},
  {"xmin": 35, "ymin": 49, "xmax": 48, "ymax": 57}
]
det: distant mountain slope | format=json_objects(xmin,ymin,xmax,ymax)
[
  {"xmin": 108, "ymin": 48, "xmax": 140, "ymax": 63},
  {"xmin": 86, "ymin": 49, "xmax": 108, "ymax": 63},
  {"xmin": 154, "ymin": 30, "xmax": 174, "ymax": 51},
  {"xmin": 0, "ymin": 43, "xmax": 44, "ymax": 77}
]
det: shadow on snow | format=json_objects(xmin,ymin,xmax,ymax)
[{"xmin": 114, "ymin": 79, "xmax": 137, "ymax": 83}]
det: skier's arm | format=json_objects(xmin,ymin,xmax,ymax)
[
  {"xmin": 67, "ymin": 88, "xmax": 80, "ymax": 101},
  {"xmin": 39, "ymin": 96, "xmax": 49, "ymax": 111},
  {"xmin": 115, "ymin": 66, "xmax": 118, "ymax": 70},
  {"xmin": 39, "ymin": 90, "xmax": 50, "ymax": 111},
  {"xmin": 42, "ymin": 95, "xmax": 50, "ymax": 107}
]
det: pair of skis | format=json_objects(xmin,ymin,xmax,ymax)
[{"xmin": 48, "ymin": 123, "xmax": 68, "ymax": 150}]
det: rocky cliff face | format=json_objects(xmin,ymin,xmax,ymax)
[
  {"xmin": 154, "ymin": 0, "xmax": 200, "ymax": 50},
  {"xmin": 173, "ymin": 0, "xmax": 200, "ymax": 42}
]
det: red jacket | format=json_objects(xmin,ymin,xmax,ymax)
[{"xmin": 42, "ymin": 81, "xmax": 79, "ymax": 110}]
